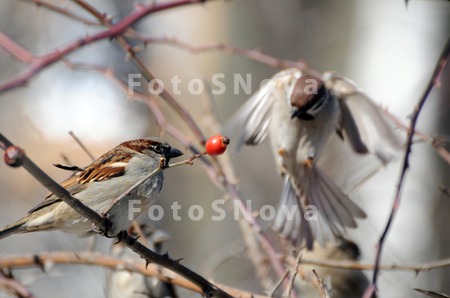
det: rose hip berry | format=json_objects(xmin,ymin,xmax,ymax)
[{"xmin": 205, "ymin": 135, "xmax": 230, "ymax": 156}]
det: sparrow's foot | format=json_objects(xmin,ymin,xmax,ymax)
[
  {"xmin": 303, "ymin": 157, "xmax": 314, "ymax": 168},
  {"xmin": 114, "ymin": 230, "xmax": 128, "ymax": 244},
  {"xmin": 92, "ymin": 218, "xmax": 113, "ymax": 238},
  {"xmin": 278, "ymin": 147, "xmax": 287, "ymax": 157}
]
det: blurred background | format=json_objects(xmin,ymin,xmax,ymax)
[{"xmin": 0, "ymin": 0, "xmax": 449, "ymax": 297}]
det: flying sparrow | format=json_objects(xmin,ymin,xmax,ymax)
[
  {"xmin": 228, "ymin": 68, "xmax": 402, "ymax": 249},
  {"xmin": 0, "ymin": 138, "xmax": 183, "ymax": 239}
]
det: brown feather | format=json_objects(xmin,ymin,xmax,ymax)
[
  {"xmin": 28, "ymin": 147, "xmax": 132, "ymax": 214},
  {"xmin": 76, "ymin": 149, "xmax": 131, "ymax": 184},
  {"xmin": 290, "ymin": 74, "xmax": 325, "ymax": 110}
]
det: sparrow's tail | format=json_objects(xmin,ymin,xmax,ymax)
[
  {"xmin": 273, "ymin": 166, "xmax": 366, "ymax": 249},
  {"xmin": 0, "ymin": 221, "xmax": 26, "ymax": 240}
]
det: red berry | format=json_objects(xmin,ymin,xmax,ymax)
[{"xmin": 205, "ymin": 135, "xmax": 230, "ymax": 156}]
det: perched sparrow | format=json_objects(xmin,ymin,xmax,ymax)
[
  {"xmin": 106, "ymin": 224, "xmax": 178, "ymax": 298},
  {"xmin": 228, "ymin": 68, "xmax": 402, "ymax": 249},
  {"xmin": 0, "ymin": 138, "xmax": 183, "ymax": 239},
  {"xmin": 296, "ymin": 239, "xmax": 370, "ymax": 298}
]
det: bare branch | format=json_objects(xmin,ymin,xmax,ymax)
[
  {"xmin": 68, "ymin": 131, "xmax": 96, "ymax": 161},
  {"xmin": 312, "ymin": 270, "xmax": 331, "ymax": 298},
  {"xmin": 364, "ymin": 38, "xmax": 450, "ymax": 298},
  {"xmin": 20, "ymin": 0, "xmax": 101, "ymax": 26},
  {"xmin": 0, "ymin": 0, "xmax": 212, "ymax": 93},
  {"xmin": 285, "ymin": 256, "xmax": 450, "ymax": 272},
  {"xmin": 0, "ymin": 251, "xmax": 270, "ymax": 298},
  {"xmin": 383, "ymin": 107, "xmax": 450, "ymax": 165},
  {"xmin": 128, "ymin": 33, "xmax": 309, "ymax": 71}
]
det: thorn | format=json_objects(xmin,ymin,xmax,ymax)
[
  {"xmin": 33, "ymin": 255, "xmax": 46, "ymax": 273},
  {"xmin": 145, "ymin": 260, "xmax": 151, "ymax": 269},
  {"xmin": 174, "ymin": 258, "xmax": 184, "ymax": 263}
]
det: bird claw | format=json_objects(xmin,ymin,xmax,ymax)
[
  {"xmin": 113, "ymin": 230, "xmax": 128, "ymax": 244},
  {"xmin": 92, "ymin": 218, "xmax": 113, "ymax": 237},
  {"xmin": 303, "ymin": 157, "xmax": 314, "ymax": 168},
  {"xmin": 278, "ymin": 147, "xmax": 287, "ymax": 157}
]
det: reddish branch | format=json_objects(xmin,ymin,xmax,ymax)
[
  {"xmin": 363, "ymin": 38, "xmax": 450, "ymax": 298},
  {"xmin": 0, "ymin": 0, "xmax": 209, "ymax": 93}
]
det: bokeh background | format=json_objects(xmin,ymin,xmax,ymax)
[{"xmin": 0, "ymin": 0, "xmax": 449, "ymax": 297}]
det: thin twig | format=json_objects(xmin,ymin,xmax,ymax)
[
  {"xmin": 127, "ymin": 33, "xmax": 309, "ymax": 71},
  {"xmin": 311, "ymin": 270, "xmax": 331, "ymax": 298},
  {"xmin": 268, "ymin": 270, "xmax": 290, "ymax": 297},
  {"xmin": 284, "ymin": 256, "xmax": 450, "ymax": 272},
  {"xmin": 382, "ymin": 108, "xmax": 450, "ymax": 165},
  {"xmin": 284, "ymin": 254, "xmax": 302, "ymax": 297},
  {"xmin": 68, "ymin": 131, "xmax": 96, "ymax": 161},
  {"xmin": 21, "ymin": 0, "xmax": 101, "ymax": 26},
  {"xmin": 364, "ymin": 38, "xmax": 450, "ymax": 298}
]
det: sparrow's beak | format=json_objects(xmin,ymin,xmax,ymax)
[
  {"xmin": 291, "ymin": 107, "xmax": 314, "ymax": 121},
  {"xmin": 165, "ymin": 147, "xmax": 184, "ymax": 159},
  {"xmin": 291, "ymin": 107, "xmax": 301, "ymax": 119}
]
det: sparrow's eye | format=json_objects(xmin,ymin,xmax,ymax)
[{"xmin": 151, "ymin": 144, "xmax": 165, "ymax": 154}]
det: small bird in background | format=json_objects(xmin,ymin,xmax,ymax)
[
  {"xmin": 0, "ymin": 138, "xmax": 183, "ymax": 239},
  {"xmin": 296, "ymin": 239, "xmax": 371, "ymax": 298},
  {"xmin": 227, "ymin": 68, "xmax": 402, "ymax": 249},
  {"xmin": 106, "ymin": 223, "xmax": 178, "ymax": 298}
]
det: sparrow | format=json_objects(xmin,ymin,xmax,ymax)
[
  {"xmin": 296, "ymin": 239, "xmax": 370, "ymax": 298},
  {"xmin": 227, "ymin": 68, "xmax": 402, "ymax": 249},
  {"xmin": 106, "ymin": 223, "xmax": 178, "ymax": 298},
  {"xmin": 0, "ymin": 138, "xmax": 183, "ymax": 239}
]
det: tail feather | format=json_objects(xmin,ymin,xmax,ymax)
[
  {"xmin": 273, "ymin": 176, "xmax": 314, "ymax": 249},
  {"xmin": 0, "ymin": 222, "xmax": 26, "ymax": 240},
  {"xmin": 272, "ymin": 166, "xmax": 366, "ymax": 249}
]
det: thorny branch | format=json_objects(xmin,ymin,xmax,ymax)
[
  {"xmin": 0, "ymin": 251, "xmax": 265, "ymax": 298},
  {"xmin": 363, "ymin": 38, "xmax": 450, "ymax": 298}
]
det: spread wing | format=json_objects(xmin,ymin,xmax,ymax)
[
  {"xmin": 325, "ymin": 72, "xmax": 403, "ymax": 164},
  {"xmin": 28, "ymin": 149, "xmax": 132, "ymax": 214},
  {"xmin": 224, "ymin": 68, "xmax": 301, "ymax": 151}
]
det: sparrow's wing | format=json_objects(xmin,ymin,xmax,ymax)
[
  {"xmin": 325, "ymin": 72, "xmax": 403, "ymax": 164},
  {"xmin": 27, "ymin": 176, "xmax": 86, "ymax": 214},
  {"xmin": 28, "ymin": 150, "xmax": 131, "ymax": 214},
  {"xmin": 224, "ymin": 81, "xmax": 275, "ymax": 151},
  {"xmin": 224, "ymin": 68, "xmax": 301, "ymax": 151}
]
